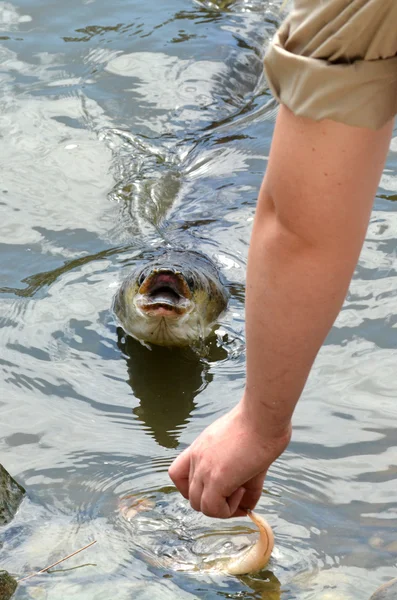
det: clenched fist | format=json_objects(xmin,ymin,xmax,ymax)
[{"xmin": 168, "ymin": 402, "xmax": 291, "ymax": 518}]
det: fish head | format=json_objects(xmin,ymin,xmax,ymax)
[{"xmin": 113, "ymin": 250, "xmax": 228, "ymax": 346}]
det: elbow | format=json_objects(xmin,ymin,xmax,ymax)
[
  {"xmin": 252, "ymin": 209, "xmax": 318, "ymax": 259},
  {"xmin": 250, "ymin": 208, "xmax": 360, "ymax": 288},
  {"xmin": 253, "ymin": 188, "xmax": 363, "ymax": 264}
]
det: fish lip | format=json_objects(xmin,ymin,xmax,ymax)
[
  {"xmin": 135, "ymin": 269, "xmax": 192, "ymax": 316},
  {"xmin": 141, "ymin": 269, "xmax": 192, "ymax": 299}
]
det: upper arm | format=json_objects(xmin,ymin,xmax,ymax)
[{"xmin": 259, "ymin": 106, "xmax": 393, "ymax": 256}]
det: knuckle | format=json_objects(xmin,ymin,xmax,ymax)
[{"xmin": 207, "ymin": 469, "xmax": 220, "ymax": 485}]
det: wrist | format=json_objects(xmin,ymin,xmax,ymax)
[{"xmin": 237, "ymin": 393, "xmax": 292, "ymax": 448}]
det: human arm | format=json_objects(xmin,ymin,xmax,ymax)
[{"xmin": 168, "ymin": 105, "xmax": 394, "ymax": 518}]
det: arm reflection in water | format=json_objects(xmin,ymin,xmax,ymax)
[{"xmin": 117, "ymin": 328, "xmax": 227, "ymax": 449}]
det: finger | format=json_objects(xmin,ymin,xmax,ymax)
[
  {"xmin": 189, "ymin": 477, "xmax": 203, "ymax": 512},
  {"xmin": 175, "ymin": 477, "xmax": 189, "ymax": 500},
  {"xmin": 231, "ymin": 507, "xmax": 250, "ymax": 518},
  {"xmin": 168, "ymin": 451, "xmax": 191, "ymax": 499},
  {"xmin": 238, "ymin": 473, "xmax": 266, "ymax": 511},
  {"xmin": 200, "ymin": 486, "xmax": 236, "ymax": 519},
  {"xmin": 226, "ymin": 487, "xmax": 246, "ymax": 516}
]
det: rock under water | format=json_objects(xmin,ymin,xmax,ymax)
[
  {"xmin": 0, "ymin": 464, "xmax": 25, "ymax": 525},
  {"xmin": 0, "ymin": 571, "xmax": 17, "ymax": 600}
]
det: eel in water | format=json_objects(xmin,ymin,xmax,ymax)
[
  {"xmin": 221, "ymin": 510, "xmax": 274, "ymax": 576},
  {"xmin": 119, "ymin": 496, "xmax": 274, "ymax": 576}
]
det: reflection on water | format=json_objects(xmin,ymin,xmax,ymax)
[
  {"xmin": 117, "ymin": 324, "xmax": 230, "ymax": 448},
  {"xmin": 0, "ymin": 0, "xmax": 397, "ymax": 598},
  {"xmin": 119, "ymin": 331, "xmax": 220, "ymax": 448}
]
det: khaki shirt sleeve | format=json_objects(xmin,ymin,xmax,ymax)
[{"xmin": 264, "ymin": 0, "xmax": 397, "ymax": 129}]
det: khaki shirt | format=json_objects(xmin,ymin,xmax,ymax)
[{"xmin": 264, "ymin": 0, "xmax": 397, "ymax": 129}]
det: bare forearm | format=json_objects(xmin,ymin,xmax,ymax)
[
  {"xmin": 242, "ymin": 106, "xmax": 393, "ymax": 435},
  {"xmin": 243, "ymin": 212, "xmax": 359, "ymax": 433},
  {"xmin": 169, "ymin": 108, "xmax": 393, "ymax": 520}
]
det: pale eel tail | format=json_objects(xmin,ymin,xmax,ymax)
[{"xmin": 225, "ymin": 510, "xmax": 274, "ymax": 576}]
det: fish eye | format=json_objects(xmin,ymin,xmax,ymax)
[{"xmin": 185, "ymin": 274, "xmax": 195, "ymax": 289}]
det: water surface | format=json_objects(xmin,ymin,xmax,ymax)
[{"xmin": 1, "ymin": 0, "xmax": 397, "ymax": 598}]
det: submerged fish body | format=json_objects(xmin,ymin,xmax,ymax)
[
  {"xmin": 370, "ymin": 578, "xmax": 397, "ymax": 600},
  {"xmin": 113, "ymin": 249, "xmax": 228, "ymax": 347}
]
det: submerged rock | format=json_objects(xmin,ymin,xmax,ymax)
[
  {"xmin": 0, "ymin": 464, "xmax": 25, "ymax": 525},
  {"xmin": 0, "ymin": 571, "xmax": 17, "ymax": 600}
]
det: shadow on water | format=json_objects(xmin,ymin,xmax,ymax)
[{"xmin": 117, "ymin": 329, "xmax": 228, "ymax": 449}]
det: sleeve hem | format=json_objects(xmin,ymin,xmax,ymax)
[{"xmin": 264, "ymin": 33, "xmax": 397, "ymax": 130}]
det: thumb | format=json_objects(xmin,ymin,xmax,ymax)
[{"xmin": 239, "ymin": 472, "xmax": 266, "ymax": 511}]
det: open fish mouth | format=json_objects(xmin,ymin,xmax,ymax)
[
  {"xmin": 135, "ymin": 270, "xmax": 192, "ymax": 317},
  {"xmin": 113, "ymin": 249, "xmax": 229, "ymax": 346}
]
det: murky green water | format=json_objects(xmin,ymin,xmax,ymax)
[{"xmin": 1, "ymin": 0, "xmax": 397, "ymax": 598}]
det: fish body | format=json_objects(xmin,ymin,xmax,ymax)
[
  {"xmin": 370, "ymin": 578, "xmax": 397, "ymax": 600},
  {"xmin": 223, "ymin": 510, "xmax": 274, "ymax": 575},
  {"xmin": 113, "ymin": 249, "xmax": 228, "ymax": 347},
  {"xmin": 119, "ymin": 496, "xmax": 274, "ymax": 576}
]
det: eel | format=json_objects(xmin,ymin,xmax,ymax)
[{"xmin": 222, "ymin": 510, "xmax": 274, "ymax": 575}]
